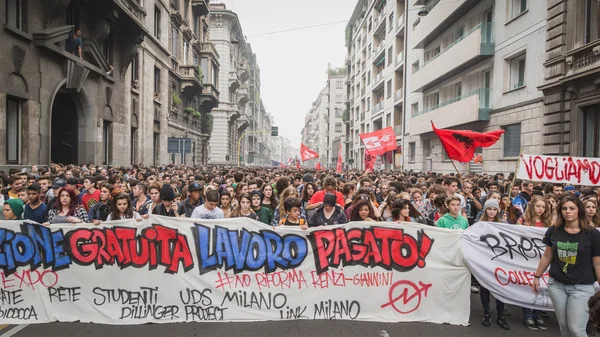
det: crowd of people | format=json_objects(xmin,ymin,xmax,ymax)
[{"xmin": 1, "ymin": 163, "xmax": 600, "ymax": 336}]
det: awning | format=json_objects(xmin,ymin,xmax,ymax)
[
  {"xmin": 374, "ymin": 55, "xmax": 385, "ymax": 66},
  {"xmin": 375, "ymin": 0, "xmax": 386, "ymax": 11}
]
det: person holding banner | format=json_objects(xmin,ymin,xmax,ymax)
[
  {"xmin": 532, "ymin": 196, "xmax": 600, "ymax": 337},
  {"xmin": 105, "ymin": 192, "xmax": 142, "ymax": 221},
  {"xmin": 478, "ymin": 199, "xmax": 510, "ymax": 330}
]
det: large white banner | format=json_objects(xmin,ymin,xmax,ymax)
[
  {"xmin": 0, "ymin": 217, "xmax": 470, "ymax": 325},
  {"xmin": 462, "ymin": 222, "xmax": 551, "ymax": 311},
  {"xmin": 517, "ymin": 153, "xmax": 600, "ymax": 186}
]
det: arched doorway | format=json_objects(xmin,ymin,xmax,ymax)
[{"xmin": 51, "ymin": 89, "xmax": 79, "ymax": 164}]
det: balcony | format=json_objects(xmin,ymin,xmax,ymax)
[
  {"xmin": 373, "ymin": 101, "xmax": 385, "ymax": 114},
  {"xmin": 374, "ymin": 12, "xmax": 386, "ymax": 35},
  {"xmin": 373, "ymin": 71, "xmax": 385, "ymax": 90},
  {"xmin": 191, "ymin": 0, "xmax": 209, "ymax": 16},
  {"xmin": 410, "ymin": 88, "xmax": 491, "ymax": 135},
  {"xmin": 412, "ymin": 23, "xmax": 494, "ymax": 92},
  {"xmin": 373, "ymin": 43, "xmax": 385, "ymax": 61},
  {"xmin": 396, "ymin": 14, "xmax": 405, "ymax": 35},
  {"xmin": 394, "ymin": 89, "xmax": 403, "ymax": 102},
  {"xmin": 395, "ymin": 51, "xmax": 404, "ymax": 70},
  {"xmin": 361, "ymin": 87, "xmax": 366, "ymax": 96},
  {"xmin": 179, "ymin": 65, "xmax": 203, "ymax": 93},
  {"xmin": 412, "ymin": 0, "xmax": 479, "ymax": 49},
  {"xmin": 197, "ymin": 41, "xmax": 219, "ymax": 60},
  {"xmin": 199, "ymin": 83, "xmax": 220, "ymax": 113},
  {"xmin": 562, "ymin": 40, "xmax": 600, "ymax": 82},
  {"xmin": 361, "ymin": 112, "xmax": 365, "ymax": 121},
  {"xmin": 394, "ymin": 124, "xmax": 402, "ymax": 136}
]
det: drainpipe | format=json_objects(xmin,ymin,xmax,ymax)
[{"xmin": 401, "ymin": 2, "xmax": 409, "ymax": 172}]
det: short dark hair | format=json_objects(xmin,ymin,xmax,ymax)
[
  {"xmin": 206, "ymin": 190, "xmax": 219, "ymax": 203},
  {"xmin": 283, "ymin": 197, "xmax": 301, "ymax": 212},
  {"xmin": 27, "ymin": 183, "xmax": 41, "ymax": 192}
]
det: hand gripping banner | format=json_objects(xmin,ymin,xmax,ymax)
[{"xmin": 0, "ymin": 217, "xmax": 470, "ymax": 325}]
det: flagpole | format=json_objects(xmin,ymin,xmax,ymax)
[
  {"xmin": 504, "ymin": 148, "xmax": 524, "ymax": 213},
  {"xmin": 450, "ymin": 159, "xmax": 461, "ymax": 177}
]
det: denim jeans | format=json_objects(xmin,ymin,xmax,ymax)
[
  {"xmin": 548, "ymin": 277, "xmax": 595, "ymax": 337},
  {"xmin": 480, "ymin": 286, "xmax": 505, "ymax": 318},
  {"xmin": 523, "ymin": 307, "xmax": 541, "ymax": 320}
]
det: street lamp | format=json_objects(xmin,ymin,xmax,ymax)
[{"xmin": 417, "ymin": 7, "xmax": 429, "ymax": 16}]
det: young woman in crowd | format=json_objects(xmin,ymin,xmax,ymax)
[
  {"xmin": 3, "ymin": 199, "xmax": 24, "ymax": 220},
  {"xmin": 477, "ymin": 199, "xmax": 510, "ymax": 330},
  {"xmin": 261, "ymin": 183, "xmax": 277, "ymax": 212},
  {"xmin": 518, "ymin": 196, "xmax": 552, "ymax": 228},
  {"xmin": 46, "ymin": 186, "xmax": 89, "ymax": 225},
  {"xmin": 391, "ymin": 199, "xmax": 416, "ymax": 223},
  {"xmin": 500, "ymin": 195, "xmax": 520, "ymax": 224},
  {"xmin": 219, "ymin": 190, "xmax": 233, "ymax": 218},
  {"xmin": 232, "ymin": 193, "xmax": 258, "ymax": 220},
  {"xmin": 545, "ymin": 193, "xmax": 559, "ymax": 225},
  {"xmin": 106, "ymin": 192, "xmax": 142, "ymax": 221},
  {"xmin": 378, "ymin": 191, "xmax": 397, "ymax": 221},
  {"xmin": 343, "ymin": 183, "xmax": 356, "ymax": 209},
  {"xmin": 250, "ymin": 191, "xmax": 273, "ymax": 225},
  {"xmin": 532, "ymin": 196, "xmax": 600, "ymax": 336},
  {"xmin": 301, "ymin": 182, "xmax": 319, "ymax": 221},
  {"xmin": 350, "ymin": 199, "xmax": 376, "ymax": 222},
  {"xmin": 147, "ymin": 183, "xmax": 162, "ymax": 215},
  {"xmin": 235, "ymin": 183, "xmax": 248, "ymax": 200},
  {"xmin": 583, "ymin": 196, "xmax": 600, "ymax": 227}
]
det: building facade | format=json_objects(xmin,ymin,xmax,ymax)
[
  {"xmin": 539, "ymin": 0, "xmax": 600, "ymax": 158},
  {"xmin": 245, "ymin": 50, "xmax": 273, "ymax": 166},
  {"xmin": 0, "ymin": 0, "xmax": 219, "ymax": 168},
  {"xmin": 404, "ymin": 0, "xmax": 546, "ymax": 173},
  {"xmin": 300, "ymin": 74, "xmax": 346, "ymax": 168},
  {"xmin": 345, "ymin": 0, "xmax": 406, "ymax": 170},
  {"xmin": 271, "ymin": 136, "xmax": 295, "ymax": 165},
  {"xmin": 207, "ymin": 3, "xmax": 250, "ymax": 165}
]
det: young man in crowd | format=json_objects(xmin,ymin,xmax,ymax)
[
  {"xmin": 191, "ymin": 190, "xmax": 223, "ymax": 220},
  {"xmin": 23, "ymin": 183, "xmax": 47, "ymax": 223},
  {"xmin": 443, "ymin": 177, "xmax": 466, "ymax": 216},
  {"xmin": 436, "ymin": 196, "xmax": 468, "ymax": 230},
  {"xmin": 88, "ymin": 183, "xmax": 113, "ymax": 225},
  {"xmin": 250, "ymin": 190, "xmax": 273, "ymax": 225},
  {"xmin": 152, "ymin": 185, "xmax": 184, "ymax": 217},
  {"xmin": 132, "ymin": 182, "xmax": 151, "ymax": 216},
  {"xmin": 513, "ymin": 180, "xmax": 533, "ymax": 214},
  {"xmin": 81, "ymin": 176, "xmax": 100, "ymax": 212},
  {"xmin": 181, "ymin": 182, "xmax": 204, "ymax": 217}
]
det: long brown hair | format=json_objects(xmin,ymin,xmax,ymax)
[
  {"xmin": 582, "ymin": 197, "xmax": 600, "ymax": 228},
  {"xmin": 555, "ymin": 196, "xmax": 594, "ymax": 230},
  {"xmin": 350, "ymin": 199, "xmax": 375, "ymax": 221},
  {"xmin": 522, "ymin": 196, "xmax": 552, "ymax": 227},
  {"xmin": 110, "ymin": 192, "xmax": 134, "ymax": 220}
]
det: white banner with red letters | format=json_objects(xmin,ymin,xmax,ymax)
[
  {"xmin": 462, "ymin": 222, "xmax": 552, "ymax": 311},
  {"xmin": 517, "ymin": 153, "xmax": 600, "ymax": 186},
  {"xmin": 0, "ymin": 217, "xmax": 470, "ymax": 325}
]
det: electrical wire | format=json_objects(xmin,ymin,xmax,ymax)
[{"xmin": 247, "ymin": 20, "xmax": 348, "ymax": 38}]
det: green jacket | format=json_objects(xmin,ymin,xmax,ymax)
[
  {"xmin": 254, "ymin": 206, "xmax": 273, "ymax": 225},
  {"xmin": 436, "ymin": 213, "xmax": 468, "ymax": 230}
]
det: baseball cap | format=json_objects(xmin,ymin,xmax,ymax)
[
  {"xmin": 51, "ymin": 179, "xmax": 67, "ymax": 189},
  {"xmin": 188, "ymin": 182, "xmax": 204, "ymax": 192}
]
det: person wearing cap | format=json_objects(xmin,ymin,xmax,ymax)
[
  {"xmin": 66, "ymin": 178, "xmax": 84, "ymax": 205},
  {"xmin": 297, "ymin": 173, "xmax": 315, "ymax": 196},
  {"xmin": 152, "ymin": 185, "xmax": 184, "ymax": 217},
  {"xmin": 181, "ymin": 182, "xmax": 205, "ymax": 217},
  {"xmin": 3, "ymin": 198, "xmax": 24, "ymax": 220},
  {"xmin": 308, "ymin": 193, "xmax": 348, "ymax": 227},
  {"xmin": 46, "ymin": 178, "xmax": 67, "ymax": 206},
  {"xmin": 250, "ymin": 190, "xmax": 273, "ymax": 225},
  {"xmin": 24, "ymin": 183, "xmax": 47, "ymax": 223}
]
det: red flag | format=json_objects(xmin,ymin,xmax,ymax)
[
  {"xmin": 431, "ymin": 121, "xmax": 504, "ymax": 163},
  {"xmin": 315, "ymin": 162, "xmax": 321, "ymax": 170},
  {"xmin": 336, "ymin": 142, "xmax": 343, "ymax": 174},
  {"xmin": 280, "ymin": 162, "xmax": 284, "ymax": 168},
  {"xmin": 364, "ymin": 148, "xmax": 375, "ymax": 171},
  {"xmin": 359, "ymin": 126, "xmax": 397, "ymax": 156},
  {"xmin": 300, "ymin": 143, "xmax": 319, "ymax": 161},
  {"xmin": 296, "ymin": 161, "xmax": 301, "ymax": 169}
]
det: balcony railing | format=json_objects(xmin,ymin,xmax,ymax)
[
  {"xmin": 417, "ymin": 23, "xmax": 494, "ymax": 72},
  {"xmin": 566, "ymin": 41, "xmax": 600, "ymax": 76},
  {"xmin": 396, "ymin": 51, "xmax": 404, "ymax": 65},
  {"xmin": 361, "ymin": 87, "xmax": 366, "ymax": 96},
  {"xmin": 393, "ymin": 124, "xmax": 402, "ymax": 136},
  {"xmin": 396, "ymin": 14, "xmax": 405, "ymax": 32},
  {"xmin": 413, "ymin": 88, "xmax": 491, "ymax": 117},
  {"xmin": 361, "ymin": 112, "xmax": 365, "ymax": 121},
  {"xmin": 373, "ymin": 101, "xmax": 385, "ymax": 113},
  {"xmin": 374, "ymin": 72, "xmax": 383, "ymax": 85},
  {"xmin": 395, "ymin": 89, "xmax": 403, "ymax": 101}
]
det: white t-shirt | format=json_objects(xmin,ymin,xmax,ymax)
[
  {"xmin": 191, "ymin": 205, "xmax": 224, "ymax": 219},
  {"xmin": 106, "ymin": 212, "xmax": 142, "ymax": 221}
]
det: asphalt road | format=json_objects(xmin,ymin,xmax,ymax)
[{"xmin": 0, "ymin": 295, "xmax": 564, "ymax": 337}]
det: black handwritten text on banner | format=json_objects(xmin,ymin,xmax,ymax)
[{"xmin": 0, "ymin": 217, "xmax": 470, "ymax": 325}]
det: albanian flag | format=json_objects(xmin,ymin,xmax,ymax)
[{"xmin": 431, "ymin": 121, "xmax": 504, "ymax": 163}]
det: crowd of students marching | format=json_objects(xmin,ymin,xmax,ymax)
[{"xmin": 1, "ymin": 163, "xmax": 600, "ymax": 336}]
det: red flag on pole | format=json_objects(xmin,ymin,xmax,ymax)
[
  {"xmin": 336, "ymin": 142, "xmax": 343, "ymax": 174},
  {"xmin": 300, "ymin": 143, "xmax": 319, "ymax": 161},
  {"xmin": 315, "ymin": 162, "xmax": 321, "ymax": 170},
  {"xmin": 359, "ymin": 126, "xmax": 397, "ymax": 156},
  {"xmin": 280, "ymin": 162, "xmax": 284, "ymax": 168},
  {"xmin": 364, "ymin": 148, "xmax": 375, "ymax": 171},
  {"xmin": 431, "ymin": 121, "xmax": 505, "ymax": 163}
]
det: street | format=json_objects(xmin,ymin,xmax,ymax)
[{"xmin": 0, "ymin": 295, "xmax": 562, "ymax": 337}]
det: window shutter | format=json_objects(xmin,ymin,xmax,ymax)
[{"xmin": 503, "ymin": 124, "xmax": 521, "ymax": 157}]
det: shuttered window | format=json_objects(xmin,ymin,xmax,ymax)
[{"xmin": 503, "ymin": 123, "xmax": 521, "ymax": 157}]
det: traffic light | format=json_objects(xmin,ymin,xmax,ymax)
[{"xmin": 271, "ymin": 126, "xmax": 278, "ymax": 136}]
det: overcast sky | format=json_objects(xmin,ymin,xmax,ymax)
[{"xmin": 213, "ymin": 0, "xmax": 355, "ymax": 147}]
